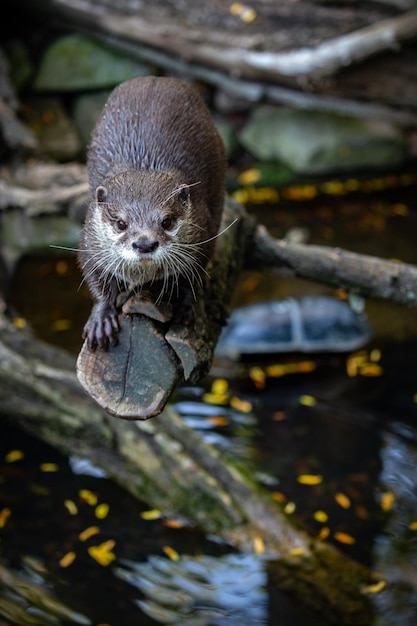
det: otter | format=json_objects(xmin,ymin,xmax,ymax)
[{"xmin": 78, "ymin": 76, "xmax": 227, "ymax": 351}]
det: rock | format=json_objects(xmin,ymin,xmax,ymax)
[
  {"xmin": 34, "ymin": 33, "xmax": 153, "ymax": 92},
  {"xmin": 239, "ymin": 107, "xmax": 406, "ymax": 174},
  {"xmin": 72, "ymin": 90, "xmax": 111, "ymax": 151},
  {"xmin": 214, "ymin": 118, "xmax": 238, "ymax": 159},
  {"xmin": 216, "ymin": 296, "xmax": 372, "ymax": 359},
  {"xmin": 23, "ymin": 97, "xmax": 81, "ymax": 160}
]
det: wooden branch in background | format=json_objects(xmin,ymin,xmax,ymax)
[{"xmin": 250, "ymin": 224, "xmax": 417, "ymax": 307}]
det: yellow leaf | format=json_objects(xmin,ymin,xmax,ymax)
[
  {"xmin": 317, "ymin": 527, "xmax": 330, "ymax": 541},
  {"xmin": 79, "ymin": 526, "xmax": 100, "ymax": 542},
  {"xmin": 0, "ymin": 508, "xmax": 11, "ymax": 528},
  {"xmin": 40, "ymin": 463, "xmax": 59, "ymax": 472},
  {"xmin": 297, "ymin": 474, "xmax": 323, "ymax": 486},
  {"xmin": 163, "ymin": 518, "xmax": 185, "ymax": 529},
  {"xmin": 5, "ymin": 450, "xmax": 24, "ymax": 463},
  {"xmin": 202, "ymin": 393, "xmax": 228, "ymax": 405},
  {"xmin": 284, "ymin": 501, "xmax": 296, "ymax": 515},
  {"xmin": 335, "ymin": 492, "xmax": 351, "ymax": 509},
  {"xmin": 299, "ymin": 395, "xmax": 316, "ymax": 407},
  {"xmin": 79, "ymin": 489, "xmax": 98, "ymax": 506},
  {"xmin": 359, "ymin": 364, "xmax": 383, "ymax": 377},
  {"xmin": 238, "ymin": 168, "xmax": 261, "ymax": 185},
  {"xmin": 59, "ymin": 552, "xmax": 76, "ymax": 568},
  {"xmin": 64, "ymin": 500, "xmax": 78, "ymax": 516},
  {"xmin": 88, "ymin": 540, "xmax": 116, "ymax": 566},
  {"xmin": 12, "ymin": 317, "xmax": 27, "ymax": 329},
  {"xmin": 95, "ymin": 503, "xmax": 110, "ymax": 519},
  {"xmin": 253, "ymin": 536, "xmax": 265, "ymax": 554},
  {"xmin": 334, "ymin": 531, "xmax": 356, "ymax": 545},
  {"xmin": 408, "ymin": 521, "xmax": 417, "ymax": 531},
  {"xmin": 141, "ymin": 509, "xmax": 162, "ymax": 521},
  {"xmin": 313, "ymin": 510, "xmax": 329, "ymax": 523},
  {"xmin": 208, "ymin": 416, "xmax": 229, "ymax": 427},
  {"xmin": 211, "ymin": 378, "xmax": 229, "ymax": 395},
  {"xmin": 163, "ymin": 546, "xmax": 180, "ymax": 561},
  {"xmin": 361, "ymin": 580, "xmax": 387, "ymax": 594},
  {"xmin": 381, "ymin": 492, "xmax": 395, "ymax": 512},
  {"xmin": 229, "ymin": 396, "xmax": 252, "ymax": 413}
]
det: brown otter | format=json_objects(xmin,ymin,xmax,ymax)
[{"xmin": 78, "ymin": 76, "xmax": 226, "ymax": 350}]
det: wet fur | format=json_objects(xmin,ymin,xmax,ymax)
[{"xmin": 78, "ymin": 76, "xmax": 226, "ymax": 350}]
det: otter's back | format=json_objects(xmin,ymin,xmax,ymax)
[{"xmin": 87, "ymin": 76, "xmax": 225, "ymax": 194}]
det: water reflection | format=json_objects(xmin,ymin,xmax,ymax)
[{"xmin": 115, "ymin": 553, "xmax": 268, "ymax": 625}]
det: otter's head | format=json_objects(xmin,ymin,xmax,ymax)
[{"xmin": 89, "ymin": 170, "xmax": 204, "ymax": 290}]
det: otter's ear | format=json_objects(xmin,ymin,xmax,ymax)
[
  {"xmin": 179, "ymin": 186, "xmax": 190, "ymax": 206},
  {"xmin": 96, "ymin": 185, "xmax": 107, "ymax": 203}
]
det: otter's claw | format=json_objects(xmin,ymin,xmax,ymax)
[{"xmin": 82, "ymin": 303, "xmax": 120, "ymax": 351}]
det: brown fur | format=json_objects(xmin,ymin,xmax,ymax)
[{"xmin": 78, "ymin": 76, "xmax": 226, "ymax": 350}]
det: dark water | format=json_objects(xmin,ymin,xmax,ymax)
[{"xmin": 2, "ymin": 179, "xmax": 417, "ymax": 624}]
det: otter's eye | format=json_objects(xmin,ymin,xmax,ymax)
[
  {"xmin": 115, "ymin": 219, "xmax": 128, "ymax": 232},
  {"xmin": 161, "ymin": 216, "xmax": 174, "ymax": 231}
]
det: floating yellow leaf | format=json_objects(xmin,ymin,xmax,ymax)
[
  {"xmin": 208, "ymin": 416, "xmax": 229, "ymax": 427},
  {"xmin": 52, "ymin": 319, "xmax": 72, "ymax": 332},
  {"xmin": 230, "ymin": 2, "xmax": 244, "ymax": 14},
  {"xmin": 314, "ymin": 510, "xmax": 329, "ymax": 523},
  {"xmin": 238, "ymin": 168, "xmax": 261, "ymax": 185},
  {"xmin": 64, "ymin": 500, "xmax": 78, "ymax": 516},
  {"xmin": 40, "ymin": 463, "xmax": 59, "ymax": 472},
  {"xmin": 299, "ymin": 394, "xmax": 316, "ymax": 407},
  {"xmin": 335, "ymin": 492, "xmax": 351, "ymax": 509},
  {"xmin": 88, "ymin": 540, "xmax": 116, "ymax": 566},
  {"xmin": 241, "ymin": 7, "xmax": 257, "ymax": 23},
  {"xmin": 141, "ymin": 509, "xmax": 162, "ymax": 521},
  {"xmin": 163, "ymin": 546, "xmax": 180, "ymax": 561},
  {"xmin": 283, "ymin": 185, "xmax": 317, "ymax": 201},
  {"xmin": 408, "ymin": 521, "xmax": 417, "ymax": 531},
  {"xmin": 381, "ymin": 491, "xmax": 395, "ymax": 512},
  {"xmin": 95, "ymin": 503, "xmax": 110, "ymax": 519},
  {"xmin": 202, "ymin": 393, "xmax": 228, "ymax": 406},
  {"xmin": 59, "ymin": 552, "xmax": 76, "ymax": 568},
  {"xmin": 79, "ymin": 489, "xmax": 98, "ymax": 506},
  {"xmin": 289, "ymin": 547, "xmax": 306, "ymax": 556},
  {"xmin": 369, "ymin": 348, "xmax": 382, "ymax": 362},
  {"xmin": 297, "ymin": 474, "xmax": 323, "ymax": 486},
  {"xmin": 249, "ymin": 366, "xmax": 266, "ymax": 385},
  {"xmin": 79, "ymin": 526, "xmax": 100, "ymax": 541},
  {"xmin": 254, "ymin": 536, "xmax": 265, "ymax": 554},
  {"xmin": 230, "ymin": 396, "xmax": 252, "ymax": 413},
  {"xmin": 13, "ymin": 317, "xmax": 27, "ymax": 329},
  {"xmin": 284, "ymin": 501, "xmax": 296, "ymax": 515},
  {"xmin": 163, "ymin": 518, "xmax": 185, "ymax": 529},
  {"xmin": 359, "ymin": 364, "xmax": 383, "ymax": 377},
  {"xmin": 334, "ymin": 531, "xmax": 356, "ymax": 545},
  {"xmin": 317, "ymin": 527, "xmax": 330, "ymax": 541},
  {"xmin": 5, "ymin": 449, "xmax": 24, "ymax": 463},
  {"xmin": 355, "ymin": 505, "xmax": 370, "ymax": 520},
  {"xmin": 211, "ymin": 378, "xmax": 229, "ymax": 395},
  {"xmin": 55, "ymin": 260, "xmax": 68, "ymax": 275},
  {"xmin": 271, "ymin": 492, "xmax": 286, "ymax": 504},
  {"xmin": 0, "ymin": 508, "xmax": 11, "ymax": 528},
  {"xmin": 361, "ymin": 580, "xmax": 387, "ymax": 594}
]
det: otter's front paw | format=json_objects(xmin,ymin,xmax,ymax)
[{"xmin": 82, "ymin": 303, "xmax": 120, "ymax": 351}]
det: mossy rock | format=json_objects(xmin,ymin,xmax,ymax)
[{"xmin": 34, "ymin": 33, "xmax": 153, "ymax": 92}]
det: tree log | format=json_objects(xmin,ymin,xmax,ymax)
[{"xmin": 0, "ymin": 311, "xmax": 377, "ymax": 624}]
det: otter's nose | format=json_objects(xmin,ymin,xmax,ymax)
[{"xmin": 132, "ymin": 239, "xmax": 159, "ymax": 254}]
